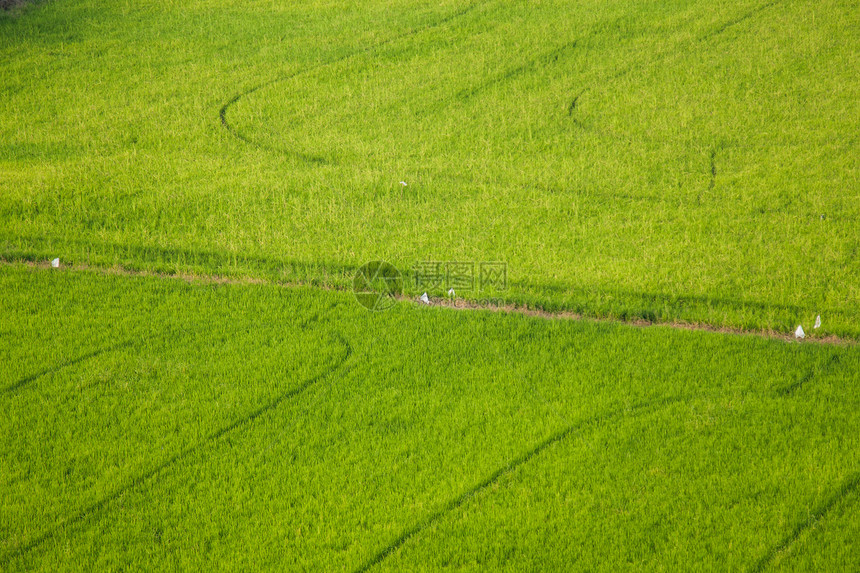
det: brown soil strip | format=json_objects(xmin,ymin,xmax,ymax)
[
  {"xmin": 4, "ymin": 259, "xmax": 854, "ymax": 346},
  {"xmin": 423, "ymin": 296, "xmax": 853, "ymax": 346}
]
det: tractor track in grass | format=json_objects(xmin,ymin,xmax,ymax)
[
  {"xmin": 355, "ymin": 354, "xmax": 851, "ymax": 571},
  {"xmin": 218, "ymin": 1, "xmax": 489, "ymax": 160},
  {"xmin": 776, "ymin": 353, "xmax": 842, "ymax": 396},
  {"xmin": 702, "ymin": 0, "xmax": 782, "ymax": 42},
  {"xmin": 0, "ymin": 340, "xmax": 132, "ymax": 394},
  {"xmin": 219, "ymin": 0, "xmax": 789, "ymax": 212},
  {"xmin": 709, "ymin": 148, "xmax": 717, "ymax": 191},
  {"xmin": 0, "ymin": 331, "xmax": 352, "ymax": 565},
  {"xmin": 2, "ymin": 259, "xmax": 856, "ymax": 346},
  {"xmin": 750, "ymin": 472, "xmax": 860, "ymax": 572},
  {"xmin": 353, "ymin": 396, "xmax": 689, "ymax": 572},
  {"xmin": 699, "ymin": 147, "xmax": 717, "ymax": 204},
  {"xmin": 1, "ymin": 260, "xmax": 853, "ymax": 567},
  {"xmin": 452, "ymin": 40, "xmax": 578, "ymax": 104}
]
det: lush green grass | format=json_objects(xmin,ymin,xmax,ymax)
[
  {"xmin": 1, "ymin": 0, "xmax": 857, "ymax": 335},
  {"xmin": 1, "ymin": 265, "xmax": 859, "ymax": 570},
  {"xmin": 2, "ymin": 0, "xmax": 858, "ymax": 570}
]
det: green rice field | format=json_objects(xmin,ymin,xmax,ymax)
[{"xmin": 1, "ymin": 0, "xmax": 858, "ymax": 570}]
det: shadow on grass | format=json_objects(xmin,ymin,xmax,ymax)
[
  {"xmin": 0, "ymin": 0, "xmax": 32, "ymax": 12},
  {"xmin": 0, "ymin": 232, "xmax": 356, "ymax": 283},
  {"xmin": 509, "ymin": 278, "xmax": 814, "ymax": 318},
  {"xmin": 4, "ymin": 232, "xmax": 855, "ymax": 338}
]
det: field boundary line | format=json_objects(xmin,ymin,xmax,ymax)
[
  {"xmin": 423, "ymin": 297, "xmax": 856, "ymax": 346},
  {"xmin": 2, "ymin": 259, "xmax": 856, "ymax": 346},
  {"xmin": 0, "ymin": 331, "xmax": 352, "ymax": 565}
]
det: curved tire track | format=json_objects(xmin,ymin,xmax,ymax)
[
  {"xmin": 0, "ymin": 330, "xmax": 353, "ymax": 566},
  {"xmin": 1, "ymin": 340, "xmax": 133, "ymax": 395},
  {"xmin": 219, "ymin": 0, "xmax": 789, "ymax": 213},
  {"xmin": 776, "ymin": 353, "xmax": 841, "ymax": 396},
  {"xmin": 749, "ymin": 349, "xmax": 857, "ymax": 570},
  {"xmin": 218, "ymin": 2, "xmax": 487, "ymax": 161},
  {"xmin": 355, "ymin": 346, "xmax": 854, "ymax": 573},
  {"xmin": 750, "ymin": 472, "xmax": 860, "ymax": 572},
  {"xmin": 352, "ymin": 395, "xmax": 687, "ymax": 573},
  {"xmin": 701, "ymin": 0, "xmax": 782, "ymax": 42}
]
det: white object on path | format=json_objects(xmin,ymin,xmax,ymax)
[
  {"xmin": 419, "ymin": 292, "xmax": 430, "ymax": 305},
  {"xmin": 795, "ymin": 325, "xmax": 805, "ymax": 339},
  {"xmin": 814, "ymin": 315, "xmax": 821, "ymax": 329},
  {"xmin": 51, "ymin": 258, "xmax": 60, "ymax": 268}
]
